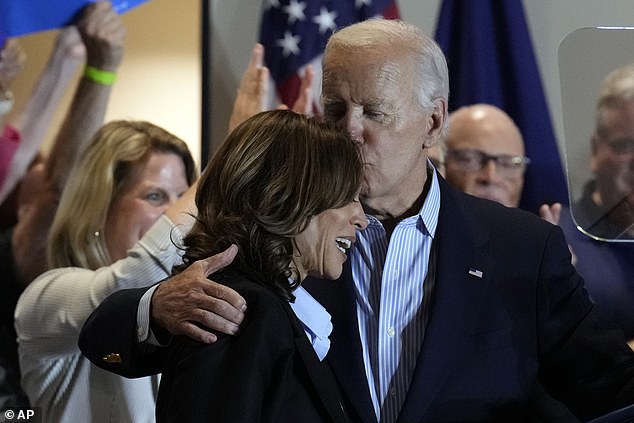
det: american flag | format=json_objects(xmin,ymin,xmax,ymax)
[{"xmin": 258, "ymin": 0, "xmax": 399, "ymax": 110}]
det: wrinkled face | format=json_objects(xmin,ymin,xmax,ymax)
[
  {"xmin": 105, "ymin": 152, "xmax": 189, "ymax": 262},
  {"xmin": 592, "ymin": 102, "xmax": 634, "ymax": 217},
  {"xmin": 445, "ymin": 112, "xmax": 525, "ymax": 208},
  {"xmin": 322, "ymin": 47, "xmax": 431, "ymax": 217},
  {"xmin": 293, "ymin": 200, "xmax": 368, "ymax": 281}
]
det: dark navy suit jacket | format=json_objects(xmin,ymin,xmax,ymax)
[{"xmin": 304, "ymin": 178, "xmax": 634, "ymax": 422}]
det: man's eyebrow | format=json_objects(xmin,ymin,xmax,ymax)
[
  {"xmin": 608, "ymin": 136, "xmax": 634, "ymax": 143},
  {"xmin": 363, "ymin": 99, "xmax": 382, "ymax": 108}
]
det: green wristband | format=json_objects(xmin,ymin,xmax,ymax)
[{"xmin": 84, "ymin": 65, "xmax": 117, "ymax": 85}]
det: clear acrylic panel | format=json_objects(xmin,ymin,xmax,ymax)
[{"xmin": 559, "ymin": 27, "xmax": 634, "ymax": 241}]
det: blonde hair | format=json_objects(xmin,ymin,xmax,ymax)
[
  {"xmin": 596, "ymin": 63, "xmax": 634, "ymax": 138},
  {"xmin": 48, "ymin": 120, "xmax": 197, "ymax": 269}
]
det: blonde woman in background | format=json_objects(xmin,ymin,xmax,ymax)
[{"xmin": 15, "ymin": 120, "xmax": 203, "ymax": 423}]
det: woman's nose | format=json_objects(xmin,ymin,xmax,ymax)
[{"xmin": 351, "ymin": 202, "xmax": 368, "ymax": 230}]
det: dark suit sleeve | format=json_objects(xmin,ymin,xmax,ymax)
[
  {"xmin": 537, "ymin": 225, "xmax": 634, "ymax": 419},
  {"xmin": 156, "ymin": 288, "xmax": 294, "ymax": 423},
  {"xmin": 78, "ymin": 285, "xmax": 168, "ymax": 378}
]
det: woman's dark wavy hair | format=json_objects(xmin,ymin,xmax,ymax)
[{"xmin": 178, "ymin": 110, "xmax": 364, "ymax": 301}]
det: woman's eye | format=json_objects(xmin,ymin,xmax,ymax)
[{"xmin": 145, "ymin": 192, "xmax": 164, "ymax": 203}]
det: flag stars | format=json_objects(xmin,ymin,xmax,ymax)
[
  {"xmin": 277, "ymin": 30, "xmax": 301, "ymax": 57},
  {"xmin": 265, "ymin": 0, "xmax": 280, "ymax": 10},
  {"xmin": 313, "ymin": 7, "xmax": 337, "ymax": 34},
  {"xmin": 283, "ymin": 0, "xmax": 307, "ymax": 25}
]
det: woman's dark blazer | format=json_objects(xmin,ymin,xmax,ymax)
[{"xmin": 155, "ymin": 271, "xmax": 350, "ymax": 423}]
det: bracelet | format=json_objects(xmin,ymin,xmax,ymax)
[
  {"xmin": 83, "ymin": 65, "xmax": 117, "ymax": 85},
  {"xmin": 0, "ymin": 89, "xmax": 14, "ymax": 116}
]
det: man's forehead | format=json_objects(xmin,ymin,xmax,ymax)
[
  {"xmin": 325, "ymin": 45, "xmax": 410, "ymax": 77},
  {"xmin": 452, "ymin": 126, "xmax": 524, "ymax": 155},
  {"xmin": 322, "ymin": 90, "xmax": 409, "ymax": 116},
  {"xmin": 599, "ymin": 105, "xmax": 634, "ymax": 137},
  {"xmin": 323, "ymin": 58, "xmax": 413, "ymax": 102}
]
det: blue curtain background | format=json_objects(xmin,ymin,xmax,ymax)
[{"xmin": 435, "ymin": 0, "xmax": 568, "ymax": 213}]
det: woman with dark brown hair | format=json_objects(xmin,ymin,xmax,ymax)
[{"xmin": 156, "ymin": 109, "xmax": 368, "ymax": 422}]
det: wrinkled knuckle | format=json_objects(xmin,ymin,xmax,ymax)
[
  {"xmin": 185, "ymin": 288, "xmax": 204, "ymax": 304},
  {"xmin": 196, "ymin": 308, "xmax": 211, "ymax": 324},
  {"xmin": 211, "ymin": 286, "xmax": 227, "ymax": 300}
]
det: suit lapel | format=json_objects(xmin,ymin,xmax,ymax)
[
  {"xmin": 304, "ymin": 268, "xmax": 377, "ymax": 423},
  {"xmin": 283, "ymin": 301, "xmax": 350, "ymax": 422},
  {"xmin": 307, "ymin": 178, "xmax": 495, "ymax": 423},
  {"xmin": 397, "ymin": 179, "xmax": 495, "ymax": 422}
]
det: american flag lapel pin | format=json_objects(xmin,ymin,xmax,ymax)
[{"xmin": 468, "ymin": 268, "xmax": 483, "ymax": 278}]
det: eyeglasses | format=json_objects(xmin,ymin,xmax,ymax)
[
  {"xmin": 604, "ymin": 139, "xmax": 634, "ymax": 155},
  {"xmin": 447, "ymin": 148, "xmax": 530, "ymax": 176}
]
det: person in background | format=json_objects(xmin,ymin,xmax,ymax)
[
  {"xmin": 0, "ymin": 31, "xmax": 82, "ymax": 222},
  {"xmin": 14, "ymin": 120, "xmax": 201, "ymax": 422},
  {"xmin": 444, "ymin": 104, "xmax": 574, "ymax": 262},
  {"xmin": 156, "ymin": 110, "xmax": 366, "ymax": 422},
  {"xmin": 11, "ymin": 1, "xmax": 127, "ymax": 286},
  {"xmin": 1, "ymin": 1, "xmax": 125, "ymax": 410},
  {"xmin": 228, "ymin": 43, "xmax": 314, "ymax": 133},
  {"xmin": 0, "ymin": 36, "xmax": 29, "ymax": 412},
  {"xmin": 0, "ymin": 39, "xmax": 26, "ymax": 195},
  {"xmin": 557, "ymin": 63, "xmax": 634, "ymax": 341},
  {"xmin": 443, "ymin": 104, "xmax": 528, "ymax": 208},
  {"xmin": 569, "ymin": 64, "xmax": 634, "ymax": 240}
]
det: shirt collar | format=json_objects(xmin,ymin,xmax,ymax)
[
  {"xmin": 365, "ymin": 161, "xmax": 440, "ymax": 238},
  {"xmin": 421, "ymin": 161, "xmax": 441, "ymax": 238},
  {"xmin": 290, "ymin": 285, "xmax": 333, "ymax": 361}
]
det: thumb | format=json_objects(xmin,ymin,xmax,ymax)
[{"xmin": 200, "ymin": 244, "xmax": 238, "ymax": 277}]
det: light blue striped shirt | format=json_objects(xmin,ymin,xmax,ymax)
[{"xmin": 350, "ymin": 167, "xmax": 440, "ymax": 423}]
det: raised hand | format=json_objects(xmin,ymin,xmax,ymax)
[
  {"xmin": 0, "ymin": 39, "xmax": 26, "ymax": 91},
  {"xmin": 228, "ymin": 43, "xmax": 269, "ymax": 133},
  {"xmin": 76, "ymin": 1, "xmax": 126, "ymax": 71},
  {"xmin": 291, "ymin": 64, "xmax": 315, "ymax": 115}
]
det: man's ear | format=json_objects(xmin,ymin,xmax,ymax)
[{"xmin": 423, "ymin": 97, "xmax": 447, "ymax": 148}]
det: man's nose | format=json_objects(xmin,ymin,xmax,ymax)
[
  {"xmin": 345, "ymin": 112, "xmax": 363, "ymax": 144},
  {"xmin": 476, "ymin": 158, "xmax": 499, "ymax": 181}
]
